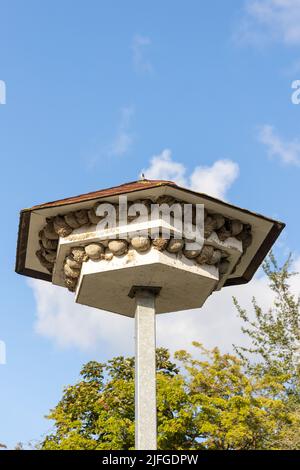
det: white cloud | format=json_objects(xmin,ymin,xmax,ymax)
[
  {"xmin": 29, "ymin": 279, "xmax": 133, "ymax": 355},
  {"xmin": 190, "ymin": 160, "xmax": 239, "ymax": 199},
  {"xmin": 109, "ymin": 106, "xmax": 134, "ymax": 157},
  {"xmin": 132, "ymin": 34, "xmax": 153, "ymax": 73},
  {"xmin": 258, "ymin": 124, "xmax": 300, "ymax": 166},
  {"xmin": 157, "ymin": 272, "xmax": 272, "ymax": 354},
  {"xmin": 142, "ymin": 149, "xmax": 187, "ymax": 186},
  {"xmin": 160, "ymin": 254, "xmax": 300, "ymax": 354},
  {"xmin": 142, "ymin": 149, "xmax": 239, "ymax": 200},
  {"xmin": 29, "ymin": 256, "xmax": 300, "ymax": 355},
  {"xmin": 235, "ymin": 0, "xmax": 300, "ymax": 46}
]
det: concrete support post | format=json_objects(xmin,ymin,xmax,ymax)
[{"xmin": 134, "ymin": 288, "xmax": 157, "ymax": 450}]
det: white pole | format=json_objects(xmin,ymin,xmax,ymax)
[{"xmin": 134, "ymin": 288, "xmax": 157, "ymax": 450}]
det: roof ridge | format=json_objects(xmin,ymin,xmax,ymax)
[{"xmin": 28, "ymin": 179, "xmax": 177, "ymax": 211}]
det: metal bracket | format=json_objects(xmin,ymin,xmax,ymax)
[{"xmin": 128, "ymin": 285, "xmax": 162, "ymax": 299}]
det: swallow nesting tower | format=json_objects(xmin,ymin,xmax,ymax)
[{"xmin": 16, "ymin": 179, "xmax": 284, "ymax": 449}]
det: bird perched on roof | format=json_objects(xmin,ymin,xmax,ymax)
[{"xmin": 140, "ymin": 172, "xmax": 145, "ymax": 180}]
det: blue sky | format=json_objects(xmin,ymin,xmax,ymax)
[{"xmin": 1, "ymin": 0, "xmax": 300, "ymax": 449}]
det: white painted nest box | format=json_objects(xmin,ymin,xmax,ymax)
[{"xmin": 16, "ymin": 179, "xmax": 284, "ymax": 317}]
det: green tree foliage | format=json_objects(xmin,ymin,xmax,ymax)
[
  {"xmin": 42, "ymin": 349, "xmax": 183, "ymax": 450},
  {"xmin": 234, "ymin": 254, "xmax": 300, "ymax": 387},
  {"xmin": 233, "ymin": 253, "xmax": 300, "ymax": 448},
  {"xmin": 41, "ymin": 255, "xmax": 300, "ymax": 450},
  {"xmin": 42, "ymin": 345, "xmax": 293, "ymax": 450}
]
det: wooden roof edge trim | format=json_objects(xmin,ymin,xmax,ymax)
[
  {"xmin": 172, "ymin": 183, "xmax": 286, "ymax": 228},
  {"xmin": 19, "ymin": 179, "xmax": 285, "ymax": 230},
  {"xmin": 15, "ymin": 210, "xmax": 31, "ymax": 275},
  {"xmin": 21, "ymin": 180, "xmax": 176, "ymax": 213},
  {"xmin": 224, "ymin": 221, "xmax": 285, "ymax": 287}
]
